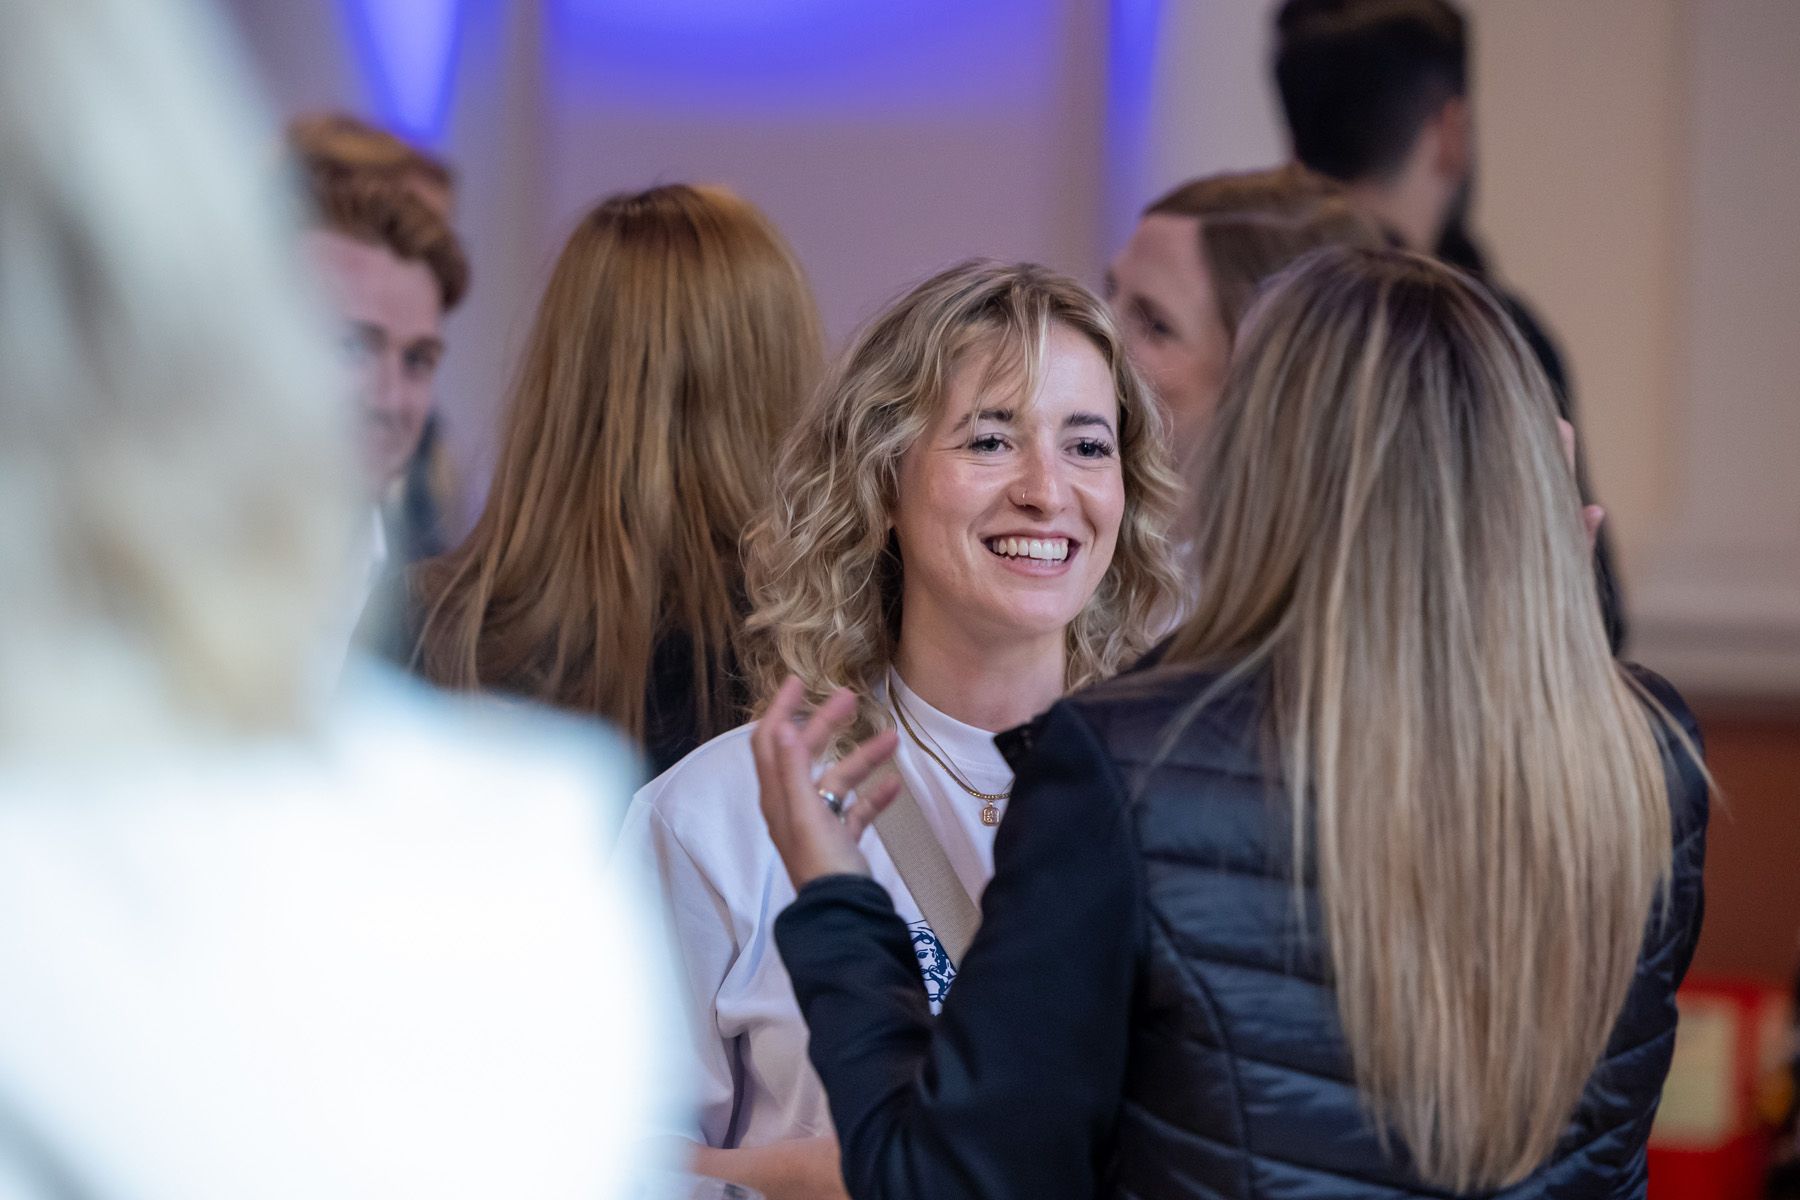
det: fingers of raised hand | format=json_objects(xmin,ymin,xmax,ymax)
[
  {"xmin": 753, "ymin": 676, "xmax": 807, "ymax": 764},
  {"xmin": 752, "ymin": 678, "xmax": 812, "ymax": 833},
  {"xmin": 812, "ymin": 728, "xmax": 900, "ymax": 814},
  {"xmin": 796, "ymin": 687, "xmax": 857, "ymax": 757},
  {"xmin": 842, "ymin": 769, "xmax": 904, "ymax": 842},
  {"xmin": 772, "ymin": 721, "xmax": 877, "ymax": 884},
  {"xmin": 773, "ymin": 722, "xmax": 827, "ymax": 821}
]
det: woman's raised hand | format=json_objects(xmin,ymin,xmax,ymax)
[{"xmin": 752, "ymin": 676, "xmax": 904, "ymax": 891}]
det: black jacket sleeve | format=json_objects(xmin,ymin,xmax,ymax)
[{"xmin": 773, "ymin": 700, "xmax": 1144, "ymax": 1200}]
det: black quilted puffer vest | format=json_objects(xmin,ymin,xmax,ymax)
[{"xmin": 1053, "ymin": 663, "xmax": 1708, "ymax": 1200}]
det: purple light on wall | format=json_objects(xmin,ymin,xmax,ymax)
[
  {"xmin": 559, "ymin": 0, "xmax": 834, "ymax": 35},
  {"xmin": 341, "ymin": 0, "xmax": 465, "ymax": 144},
  {"xmin": 1104, "ymin": 0, "xmax": 1163, "ymax": 249},
  {"xmin": 548, "ymin": 0, "xmax": 1060, "ymax": 118}
]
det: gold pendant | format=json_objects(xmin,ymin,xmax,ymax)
[{"xmin": 981, "ymin": 803, "xmax": 1001, "ymax": 827}]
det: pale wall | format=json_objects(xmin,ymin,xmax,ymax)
[
  {"xmin": 1631, "ymin": 0, "xmax": 1800, "ymax": 693},
  {"xmin": 1465, "ymin": 0, "xmax": 1685, "ymax": 565},
  {"xmin": 1104, "ymin": 0, "xmax": 1286, "ymax": 249},
  {"xmin": 1471, "ymin": 0, "xmax": 1800, "ymax": 694}
]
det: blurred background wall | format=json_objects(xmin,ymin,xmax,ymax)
[
  {"xmin": 226, "ymin": 0, "xmax": 1111, "ymax": 539},
  {"xmin": 223, "ymin": 0, "xmax": 1797, "ymax": 978}
]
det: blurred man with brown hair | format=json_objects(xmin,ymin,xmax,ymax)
[
  {"xmin": 289, "ymin": 114, "xmax": 469, "ymax": 660},
  {"xmin": 289, "ymin": 112, "xmax": 457, "ymax": 217},
  {"xmin": 291, "ymin": 115, "xmax": 466, "ymax": 516}
]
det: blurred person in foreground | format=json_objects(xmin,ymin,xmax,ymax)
[
  {"xmin": 0, "ymin": 0, "xmax": 675, "ymax": 1196},
  {"xmin": 1273, "ymin": 0, "xmax": 1628, "ymax": 651},
  {"xmin": 288, "ymin": 112, "xmax": 461, "ymax": 573},
  {"xmin": 755, "ymin": 248, "xmax": 1708, "ymax": 1199}
]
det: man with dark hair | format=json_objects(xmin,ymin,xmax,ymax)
[
  {"xmin": 1274, "ymin": 0, "xmax": 1628, "ymax": 651},
  {"xmin": 1275, "ymin": 0, "xmax": 1470, "ymax": 251}
]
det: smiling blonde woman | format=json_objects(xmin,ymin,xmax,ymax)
[{"xmin": 617, "ymin": 259, "xmax": 1181, "ymax": 1200}]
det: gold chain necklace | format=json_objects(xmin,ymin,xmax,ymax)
[{"xmin": 890, "ymin": 688, "xmax": 1011, "ymax": 827}]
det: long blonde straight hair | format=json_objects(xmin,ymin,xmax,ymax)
[
  {"xmin": 415, "ymin": 185, "xmax": 821, "ymax": 743},
  {"xmin": 1165, "ymin": 246, "xmax": 1685, "ymax": 1190}
]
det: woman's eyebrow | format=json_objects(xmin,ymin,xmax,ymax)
[
  {"xmin": 950, "ymin": 406, "xmax": 1017, "ymax": 431},
  {"xmin": 1065, "ymin": 412, "xmax": 1116, "ymax": 436}
]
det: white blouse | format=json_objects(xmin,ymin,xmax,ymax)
[
  {"xmin": 616, "ymin": 672, "xmax": 1013, "ymax": 1150},
  {"xmin": 0, "ymin": 672, "xmax": 680, "ymax": 1200}
]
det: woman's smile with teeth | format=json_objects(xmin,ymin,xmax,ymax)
[{"xmin": 985, "ymin": 536, "xmax": 1070, "ymax": 562}]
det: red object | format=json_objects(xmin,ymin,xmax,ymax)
[
  {"xmin": 1650, "ymin": 1136, "xmax": 1772, "ymax": 1200},
  {"xmin": 1647, "ymin": 977, "xmax": 1790, "ymax": 1200}
]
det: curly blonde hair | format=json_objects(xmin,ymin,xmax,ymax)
[{"xmin": 743, "ymin": 259, "xmax": 1184, "ymax": 743}]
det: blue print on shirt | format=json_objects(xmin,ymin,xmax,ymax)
[{"xmin": 907, "ymin": 920, "xmax": 956, "ymax": 1014}]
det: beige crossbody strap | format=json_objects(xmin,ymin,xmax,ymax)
[{"xmin": 874, "ymin": 783, "xmax": 981, "ymax": 967}]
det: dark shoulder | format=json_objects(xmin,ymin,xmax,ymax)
[
  {"xmin": 1437, "ymin": 225, "xmax": 1572, "ymax": 409},
  {"xmin": 400, "ymin": 556, "xmax": 455, "ymax": 664},
  {"xmin": 998, "ymin": 662, "xmax": 1265, "ymax": 779},
  {"xmin": 356, "ymin": 558, "xmax": 431, "ymax": 673},
  {"xmin": 1620, "ymin": 662, "xmax": 1702, "ymax": 749},
  {"xmin": 1498, "ymin": 289, "xmax": 1571, "ymax": 407},
  {"xmin": 1620, "ymin": 662, "xmax": 1709, "ymax": 840},
  {"xmin": 644, "ymin": 631, "xmax": 706, "ymax": 776}
]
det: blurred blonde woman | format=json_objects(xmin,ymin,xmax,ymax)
[
  {"xmin": 756, "ymin": 247, "xmax": 1710, "ymax": 1200},
  {"xmin": 414, "ymin": 184, "xmax": 822, "ymax": 773},
  {"xmin": 0, "ymin": 0, "xmax": 672, "ymax": 1194},
  {"xmin": 619, "ymin": 259, "xmax": 1182, "ymax": 1200}
]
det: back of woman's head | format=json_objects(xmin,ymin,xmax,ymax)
[
  {"xmin": 0, "ymin": 0, "xmax": 349, "ymax": 747},
  {"xmin": 1168, "ymin": 245, "xmax": 1678, "ymax": 1189},
  {"xmin": 415, "ymin": 184, "xmax": 821, "ymax": 744},
  {"xmin": 1146, "ymin": 164, "xmax": 1382, "ymax": 336}
]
